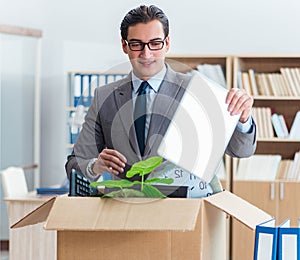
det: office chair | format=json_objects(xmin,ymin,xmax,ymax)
[{"xmin": 1, "ymin": 167, "xmax": 28, "ymax": 198}]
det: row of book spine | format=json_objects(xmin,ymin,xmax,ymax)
[
  {"xmin": 235, "ymin": 151, "xmax": 300, "ymax": 181},
  {"xmin": 68, "ymin": 73, "xmax": 127, "ymax": 144},
  {"xmin": 196, "ymin": 64, "xmax": 226, "ymax": 88},
  {"xmin": 70, "ymin": 65, "xmax": 226, "ymax": 110},
  {"xmin": 71, "ymin": 73, "xmax": 127, "ymax": 107},
  {"xmin": 238, "ymin": 67, "xmax": 300, "ymax": 96},
  {"xmin": 252, "ymin": 107, "xmax": 300, "ymax": 139}
]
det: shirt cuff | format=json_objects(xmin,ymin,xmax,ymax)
[{"xmin": 236, "ymin": 116, "xmax": 253, "ymax": 134}]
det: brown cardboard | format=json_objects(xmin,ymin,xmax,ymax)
[
  {"xmin": 11, "ymin": 190, "xmax": 272, "ymax": 260},
  {"xmin": 204, "ymin": 190, "xmax": 272, "ymax": 230}
]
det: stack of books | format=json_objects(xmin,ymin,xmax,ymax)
[
  {"xmin": 196, "ymin": 63, "xmax": 226, "ymax": 88},
  {"xmin": 238, "ymin": 67, "xmax": 300, "ymax": 96},
  {"xmin": 235, "ymin": 151, "xmax": 300, "ymax": 181},
  {"xmin": 252, "ymin": 108, "xmax": 300, "ymax": 139}
]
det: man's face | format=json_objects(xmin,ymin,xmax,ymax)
[{"xmin": 122, "ymin": 19, "xmax": 170, "ymax": 81}]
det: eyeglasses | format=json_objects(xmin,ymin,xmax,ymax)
[{"xmin": 125, "ymin": 38, "xmax": 166, "ymax": 51}]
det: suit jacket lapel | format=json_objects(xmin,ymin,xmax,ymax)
[
  {"xmin": 114, "ymin": 75, "xmax": 141, "ymax": 158},
  {"xmin": 112, "ymin": 67, "xmax": 189, "ymax": 159}
]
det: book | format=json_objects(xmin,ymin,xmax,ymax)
[
  {"xmin": 197, "ymin": 64, "xmax": 226, "ymax": 88},
  {"xmin": 36, "ymin": 187, "xmax": 69, "ymax": 195},
  {"xmin": 286, "ymin": 152, "xmax": 299, "ymax": 180},
  {"xmin": 253, "ymin": 107, "xmax": 273, "ymax": 138},
  {"xmin": 271, "ymin": 113, "xmax": 288, "ymax": 138},
  {"xmin": 294, "ymin": 152, "xmax": 300, "ymax": 180},
  {"xmin": 236, "ymin": 155, "xmax": 281, "ymax": 181},
  {"xmin": 272, "ymin": 74, "xmax": 284, "ymax": 96},
  {"xmin": 263, "ymin": 107, "xmax": 274, "ymax": 138},
  {"xmin": 237, "ymin": 71, "xmax": 243, "ymax": 89},
  {"xmin": 241, "ymin": 72, "xmax": 252, "ymax": 95},
  {"xmin": 90, "ymin": 75, "xmax": 98, "ymax": 97},
  {"xmin": 278, "ymin": 73, "xmax": 293, "ymax": 96},
  {"xmin": 260, "ymin": 73, "xmax": 272, "ymax": 96},
  {"xmin": 252, "ymin": 107, "xmax": 266, "ymax": 138},
  {"xmin": 278, "ymin": 114, "xmax": 289, "ymax": 137},
  {"xmin": 289, "ymin": 111, "xmax": 300, "ymax": 139},
  {"xmin": 290, "ymin": 68, "xmax": 300, "ymax": 96},
  {"xmin": 256, "ymin": 74, "xmax": 266, "ymax": 96},
  {"xmin": 82, "ymin": 75, "xmax": 90, "ymax": 106},
  {"xmin": 36, "ymin": 178, "xmax": 69, "ymax": 195},
  {"xmin": 73, "ymin": 74, "xmax": 82, "ymax": 107},
  {"xmin": 276, "ymin": 160, "xmax": 293, "ymax": 180},
  {"xmin": 267, "ymin": 74, "xmax": 278, "ymax": 96},
  {"xmin": 248, "ymin": 69, "xmax": 259, "ymax": 95},
  {"xmin": 280, "ymin": 68, "xmax": 299, "ymax": 96},
  {"xmin": 271, "ymin": 113, "xmax": 285, "ymax": 138}
]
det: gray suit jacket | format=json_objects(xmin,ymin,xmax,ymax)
[{"xmin": 65, "ymin": 65, "xmax": 256, "ymax": 182}]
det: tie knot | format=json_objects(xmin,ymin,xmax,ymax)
[{"xmin": 137, "ymin": 81, "xmax": 149, "ymax": 95}]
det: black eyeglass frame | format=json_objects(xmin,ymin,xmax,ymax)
[{"xmin": 125, "ymin": 38, "xmax": 167, "ymax": 51}]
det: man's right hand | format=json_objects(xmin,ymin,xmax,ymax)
[{"xmin": 92, "ymin": 148, "xmax": 127, "ymax": 176}]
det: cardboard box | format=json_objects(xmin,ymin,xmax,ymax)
[{"xmin": 12, "ymin": 190, "xmax": 271, "ymax": 260}]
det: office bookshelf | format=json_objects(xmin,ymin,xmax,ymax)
[
  {"xmin": 231, "ymin": 55, "xmax": 300, "ymax": 260},
  {"xmin": 67, "ymin": 71, "xmax": 128, "ymax": 149}
]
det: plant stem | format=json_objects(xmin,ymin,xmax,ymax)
[
  {"xmin": 141, "ymin": 171, "xmax": 144, "ymax": 191},
  {"xmin": 120, "ymin": 187, "xmax": 126, "ymax": 198}
]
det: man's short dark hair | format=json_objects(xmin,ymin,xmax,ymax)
[{"xmin": 120, "ymin": 5, "xmax": 169, "ymax": 40}]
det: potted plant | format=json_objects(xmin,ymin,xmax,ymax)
[{"xmin": 90, "ymin": 156, "xmax": 174, "ymax": 198}]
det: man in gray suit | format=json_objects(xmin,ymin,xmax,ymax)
[{"xmin": 65, "ymin": 5, "xmax": 256, "ymax": 190}]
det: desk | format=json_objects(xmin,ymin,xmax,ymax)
[{"xmin": 4, "ymin": 192, "xmax": 56, "ymax": 260}]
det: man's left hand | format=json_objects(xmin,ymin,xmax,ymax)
[{"xmin": 226, "ymin": 88, "xmax": 254, "ymax": 123}]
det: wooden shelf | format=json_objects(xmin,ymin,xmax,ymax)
[
  {"xmin": 257, "ymin": 137, "xmax": 300, "ymax": 142},
  {"xmin": 253, "ymin": 96, "xmax": 300, "ymax": 100},
  {"xmin": 231, "ymin": 55, "xmax": 300, "ymax": 260},
  {"xmin": 255, "ymin": 140, "xmax": 300, "ymax": 159}
]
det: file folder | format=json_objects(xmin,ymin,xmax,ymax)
[
  {"xmin": 254, "ymin": 218, "xmax": 300, "ymax": 260},
  {"xmin": 254, "ymin": 218, "xmax": 278, "ymax": 260},
  {"xmin": 278, "ymin": 219, "xmax": 300, "ymax": 260}
]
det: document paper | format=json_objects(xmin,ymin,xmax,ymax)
[{"xmin": 157, "ymin": 72, "xmax": 240, "ymax": 182}]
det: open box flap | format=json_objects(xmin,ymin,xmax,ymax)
[
  {"xmin": 44, "ymin": 197, "xmax": 202, "ymax": 231},
  {"xmin": 204, "ymin": 190, "xmax": 272, "ymax": 230},
  {"xmin": 12, "ymin": 196, "xmax": 202, "ymax": 231},
  {"xmin": 11, "ymin": 197, "xmax": 56, "ymax": 228}
]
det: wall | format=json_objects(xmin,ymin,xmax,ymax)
[{"xmin": 0, "ymin": 0, "xmax": 300, "ymax": 188}]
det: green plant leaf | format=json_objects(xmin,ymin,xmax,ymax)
[
  {"xmin": 144, "ymin": 178, "xmax": 174, "ymax": 185},
  {"xmin": 90, "ymin": 179, "xmax": 135, "ymax": 189},
  {"xmin": 125, "ymin": 168, "xmax": 141, "ymax": 178},
  {"xmin": 126, "ymin": 156, "xmax": 163, "ymax": 178},
  {"xmin": 142, "ymin": 185, "xmax": 166, "ymax": 198},
  {"xmin": 102, "ymin": 188, "xmax": 145, "ymax": 198}
]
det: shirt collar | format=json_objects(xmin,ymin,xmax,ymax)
[{"xmin": 132, "ymin": 65, "xmax": 167, "ymax": 94}]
